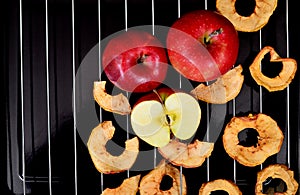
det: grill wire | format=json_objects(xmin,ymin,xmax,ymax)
[{"xmin": 3, "ymin": 0, "xmax": 298, "ymax": 194}]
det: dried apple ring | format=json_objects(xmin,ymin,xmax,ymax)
[
  {"xmin": 158, "ymin": 139, "xmax": 214, "ymax": 168},
  {"xmin": 249, "ymin": 46, "xmax": 297, "ymax": 92},
  {"xmin": 216, "ymin": 0, "xmax": 277, "ymax": 32},
  {"xmin": 139, "ymin": 160, "xmax": 187, "ymax": 195},
  {"xmin": 199, "ymin": 179, "xmax": 242, "ymax": 195},
  {"xmin": 191, "ymin": 64, "xmax": 244, "ymax": 104},
  {"xmin": 93, "ymin": 81, "xmax": 131, "ymax": 115},
  {"xmin": 87, "ymin": 121, "xmax": 139, "ymax": 174},
  {"xmin": 101, "ymin": 174, "xmax": 141, "ymax": 195},
  {"xmin": 255, "ymin": 164, "xmax": 299, "ymax": 195},
  {"xmin": 223, "ymin": 113, "xmax": 284, "ymax": 167}
]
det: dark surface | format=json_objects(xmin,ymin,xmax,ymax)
[{"xmin": 2, "ymin": 0, "xmax": 300, "ymax": 194}]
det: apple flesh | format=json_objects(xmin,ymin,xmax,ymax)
[
  {"xmin": 166, "ymin": 10, "xmax": 239, "ymax": 82},
  {"xmin": 102, "ymin": 30, "xmax": 169, "ymax": 93},
  {"xmin": 130, "ymin": 88, "xmax": 201, "ymax": 147}
]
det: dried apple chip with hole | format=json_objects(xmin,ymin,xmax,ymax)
[
  {"xmin": 255, "ymin": 164, "xmax": 299, "ymax": 195},
  {"xmin": 101, "ymin": 174, "xmax": 141, "ymax": 195},
  {"xmin": 93, "ymin": 81, "xmax": 131, "ymax": 115},
  {"xmin": 199, "ymin": 179, "xmax": 242, "ymax": 195},
  {"xmin": 249, "ymin": 46, "xmax": 297, "ymax": 92},
  {"xmin": 223, "ymin": 113, "xmax": 284, "ymax": 167},
  {"xmin": 191, "ymin": 64, "xmax": 244, "ymax": 104},
  {"xmin": 216, "ymin": 0, "xmax": 278, "ymax": 32},
  {"xmin": 158, "ymin": 139, "xmax": 214, "ymax": 168},
  {"xmin": 139, "ymin": 160, "xmax": 187, "ymax": 195},
  {"xmin": 87, "ymin": 121, "xmax": 139, "ymax": 174}
]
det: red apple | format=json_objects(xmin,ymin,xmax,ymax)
[
  {"xmin": 102, "ymin": 30, "xmax": 169, "ymax": 93},
  {"xmin": 130, "ymin": 87, "xmax": 201, "ymax": 147},
  {"xmin": 166, "ymin": 10, "xmax": 239, "ymax": 82}
]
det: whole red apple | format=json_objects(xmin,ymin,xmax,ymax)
[
  {"xmin": 102, "ymin": 29, "xmax": 169, "ymax": 93},
  {"xmin": 166, "ymin": 10, "xmax": 239, "ymax": 82}
]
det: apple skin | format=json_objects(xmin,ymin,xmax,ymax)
[
  {"xmin": 133, "ymin": 87, "xmax": 176, "ymax": 106},
  {"xmin": 102, "ymin": 30, "xmax": 169, "ymax": 93},
  {"xmin": 166, "ymin": 10, "xmax": 239, "ymax": 82}
]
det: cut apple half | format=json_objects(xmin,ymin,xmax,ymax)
[
  {"xmin": 191, "ymin": 64, "xmax": 244, "ymax": 104},
  {"xmin": 158, "ymin": 139, "xmax": 214, "ymax": 168},
  {"xmin": 93, "ymin": 81, "xmax": 131, "ymax": 115},
  {"xmin": 87, "ymin": 121, "xmax": 139, "ymax": 174},
  {"xmin": 130, "ymin": 92, "xmax": 201, "ymax": 147},
  {"xmin": 101, "ymin": 174, "xmax": 141, "ymax": 195},
  {"xmin": 139, "ymin": 160, "xmax": 187, "ymax": 195}
]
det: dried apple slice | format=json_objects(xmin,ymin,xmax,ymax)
[
  {"xmin": 199, "ymin": 179, "xmax": 242, "ymax": 195},
  {"xmin": 87, "ymin": 121, "xmax": 139, "ymax": 174},
  {"xmin": 139, "ymin": 160, "xmax": 187, "ymax": 195},
  {"xmin": 158, "ymin": 139, "xmax": 214, "ymax": 168},
  {"xmin": 223, "ymin": 113, "xmax": 284, "ymax": 167},
  {"xmin": 93, "ymin": 81, "xmax": 131, "ymax": 115},
  {"xmin": 249, "ymin": 46, "xmax": 297, "ymax": 92},
  {"xmin": 101, "ymin": 174, "xmax": 141, "ymax": 195},
  {"xmin": 191, "ymin": 65, "xmax": 244, "ymax": 104},
  {"xmin": 216, "ymin": 0, "xmax": 278, "ymax": 32},
  {"xmin": 255, "ymin": 164, "xmax": 299, "ymax": 195}
]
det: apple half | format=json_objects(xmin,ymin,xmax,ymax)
[
  {"xmin": 158, "ymin": 139, "xmax": 214, "ymax": 168},
  {"xmin": 101, "ymin": 174, "xmax": 141, "ymax": 195},
  {"xmin": 130, "ymin": 90, "xmax": 201, "ymax": 147},
  {"xmin": 87, "ymin": 121, "xmax": 139, "ymax": 174},
  {"xmin": 93, "ymin": 81, "xmax": 131, "ymax": 115}
]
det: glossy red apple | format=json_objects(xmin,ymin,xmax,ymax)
[
  {"xmin": 102, "ymin": 30, "xmax": 169, "ymax": 93},
  {"xmin": 166, "ymin": 10, "xmax": 239, "ymax": 82}
]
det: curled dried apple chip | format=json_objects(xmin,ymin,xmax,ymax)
[
  {"xmin": 199, "ymin": 179, "xmax": 242, "ymax": 195},
  {"xmin": 93, "ymin": 81, "xmax": 131, "ymax": 115},
  {"xmin": 249, "ymin": 46, "xmax": 297, "ymax": 92},
  {"xmin": 223, "ymin": 113, "xmax": 284, "ymax": 167},
  {"xmin": 216, "ymin": 0, "xmax": 277, "ymax": 32},
  {"xmin": 87, "ymin": 121, "xmax": 139, "ymax": 174},
  {"xmin": 139, "ymin": 160, "xmax": 187, "ymax": 195},
  {"xmin": 101, "ymin": 174, "xmax": 141, "ymax": 195},
  {"xmin": 191, "ymin": 64, "xmax": 244, "ymax": 104},
  {"xmin": 255, "ymin": 164, "xmax": 299, "ymax": 195},
  {"xmin": 158, "ymin": 139, "xmax": 214, "ymax": 168}
]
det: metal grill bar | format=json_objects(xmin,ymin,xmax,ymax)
[
  {"xmin": 19, "ymin": 0, "xmax": 26, "ymax": 194},
  {"xmin": 285, "ymin": 0, "xmax": 291, "ymax": 169},
  {"xmin": 45, "ymin": 0, "xmax": 52, "ymax": 193},
  {"xmin": 71, "ymin": 0, "xmax": 78, "ymax": 194}
]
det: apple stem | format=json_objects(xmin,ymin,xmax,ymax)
[
  {"xmin": 205, "ymin": 28, "xmax": 223, "ymax": 44},
  {"xmin": 153, "ymin": 89, "xmax": 172, "ymax": 126},
  {"xmin": 153, "ymin": 89, "xmax": 164, "ymax": 104}
]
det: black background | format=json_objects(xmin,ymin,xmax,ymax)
[{"xmin": 1, "ymin": 0, "xmax": 300, "ymax": 194}]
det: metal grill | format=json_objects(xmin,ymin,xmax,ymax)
[{"xmin": 2, "ymin": 0, "xmax": 300, "ymax": 194}]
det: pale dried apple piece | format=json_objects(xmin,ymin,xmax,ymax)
[
  {"xmin": 249, "ymin": 46, "xmax": 297, "ymax": 92},
  {"xmin": 199, "ymin": 179, "xmax": 242, "ymax": 195},
  {"xmin": 190, "ymin": 64, "xmax": 244, "ymax": 104},
  {"xmin": 255, "ymin": 164, "xmax": 299, "ymax": 195},
  {"xmin": 216, "ymin": 0, "xmax": 278, "ymax": 32},
  {"xmin": 158, "ymin": 139, "xmax": 214, "ymax": 168},
  {"xmin": 101, "ymin": 174, "xmax": 141, "ymax": 195},
  {"xmin": 93, "ymin": 81, "xmax": 131, "ymax": 115},
  {"xmin": 87, "ymin": 121, "xmax": 139, "ymax": 174},
  {"xmin": 139, "ymin": 160, "xmax": 187, "ymax": 195},
  {"xmin": 223, "ymin": 113, "xmax": 284, "ymax": 167}
]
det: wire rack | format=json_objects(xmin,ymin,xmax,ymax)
[{"xmin": 3, "ymin": 0, "xmax": 300, "ymax": 194}]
